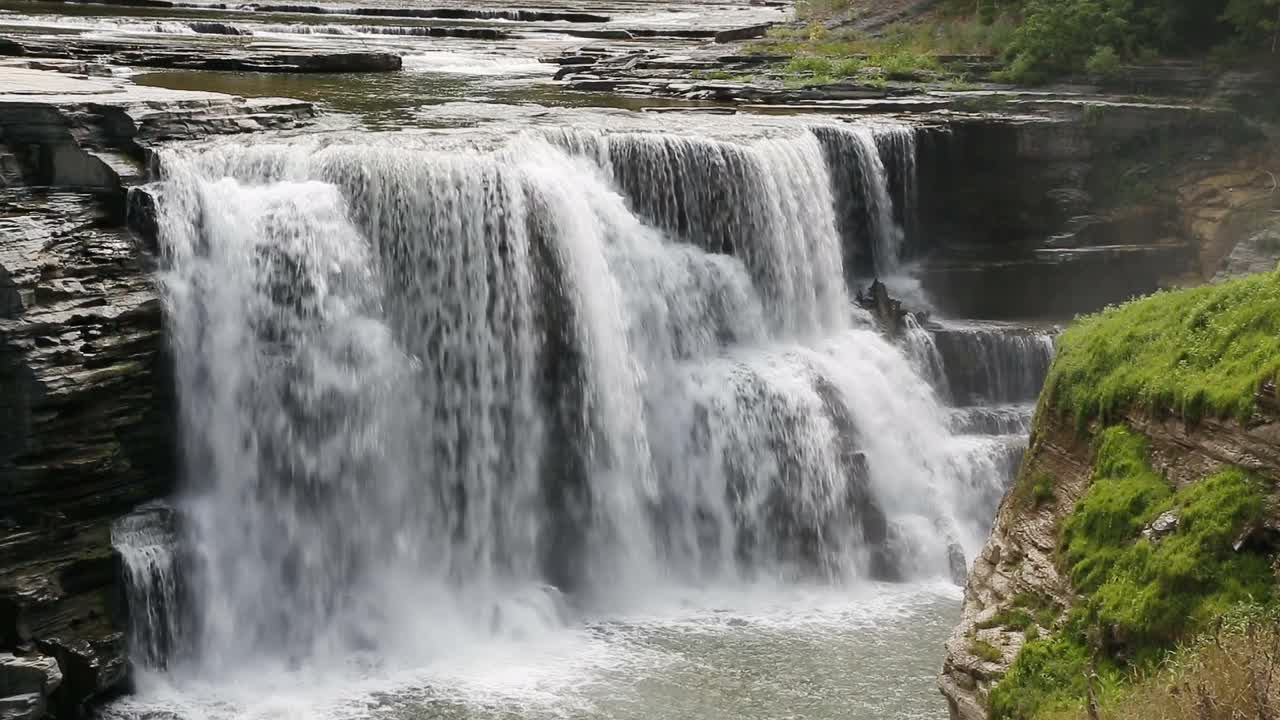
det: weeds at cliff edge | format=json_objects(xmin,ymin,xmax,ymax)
[
  {"xmin": 1043, "ymin": 269, "xmax": 1280, "ymax": 429},
  {"xmin": 987, "ymin": 427, "xmax": 1274, "ymax": 719}
]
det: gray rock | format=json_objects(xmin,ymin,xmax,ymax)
[
  {"xmin": 0, "ymin": 654, "xmax": 61, "ymax": 699},
  {"xmin": 0, "ymin": 654, "xmax": 60, "ymax": 720},
  {"xmin": 1215, "ymin": 224, "xmax": 1280, "ymax": 281},
  {"xmin": 948, "ymin": 543, "xmax": 968, "ymax": 587},
  {"xmin": 1141, "ymin": 510, "xmax": 1179, "ymax": 543},
  {"xmin": 713, "ymin": 23, "xmax": 772, "ymax": 44},
  {"xmin": 0, "ymin": 36, "xmax": 402, "ymax": 73},
  {"xmin": 0, "ymin": 693, "xmax": 45, "ymax": 720}
]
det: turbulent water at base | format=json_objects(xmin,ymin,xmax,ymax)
[{"xmin": 111, "ymin": 123, "xmax": 1041, "ymax": 720}]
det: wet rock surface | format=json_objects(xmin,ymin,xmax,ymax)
[
  {"xmin": 0, "ymin": 35, "xmax": 402, "ymax": 73},
  {"xmin": 0, "ymin": 65, "xmax": 319, "ymax": 719},
  {"xmin": 0, "ymin": 189, "xmax": 167, "ymax": 720}
]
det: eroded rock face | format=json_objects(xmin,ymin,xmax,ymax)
[
  {"xmin": 0, "ymin": 189, "xmax": 169, "ymax": 720},
  {"xmin": 938, "ymin": 405, "xmax": 1280, "ymax": 720},
  {"xmin": 0, "ymin": 65, "xmax": 318, "ymax": 718}
]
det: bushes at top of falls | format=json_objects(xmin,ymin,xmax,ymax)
[
  {"xmin": 1043, "ymin": 269, "xmax": 1280, "ymax": 429},
  {"xmin": 993, "ymin": 0, "xmax": 1275, "ymax": 82},
  {"xmin": 988, "ymin": 426, "xmax": 1274, "ymax": 719},
  {"xmin": 771, "ymin": 0, "xmax": 1277, "ymax": 86}
]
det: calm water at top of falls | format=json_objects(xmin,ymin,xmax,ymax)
[{"xmin": 53, "ymin": 8, "xmax": 1056, "ymax": 718}]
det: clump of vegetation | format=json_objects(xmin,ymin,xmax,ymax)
[
  {"xmin": 1053, "ymin": 603, "xmax": 1280, "ymax": 720},
  {"xmin": 977, "ymin": 608, "xmax": 1036, "ymax": 632},
  {"xmin": 988, "ymin": 427, "xmax": 1274, "ymax": 719},
  {"xmin": 1009, "ymin": 468, "xmax": 1057, "ymax": 512},
  {"xmin": 1044, "ymin": 269, "xmax": 1280, "ymax": 428},
  {"xmin": 996, "ymin": 0, "xmax": 1279, "ymax": 82},
  {"xmin": 1011, "ymin": 591, "xmax": 1061, "ymax": 629},
  {"xmin": 971, "ymin": 638, "xmax": 1006, "ymax": 663},
  {"xmin": 749, "ymin": 1, "xmax": 1020, "ymax": 87},
  {"xmin": 1084, "ymin": 45, "xmax": 1122, "ymax": 77},
  {"xmin": 773, "ymin": 0, "xmax": 1279, "ymax": 85}
]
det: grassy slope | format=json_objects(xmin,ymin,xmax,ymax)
[
  {"xmin": 1044, "ymin": 269, "xmax": 1280, "ymax": 428},
  {"xmin": 988, "ymin": 271, "xmax": 1280, "ymax": 719}
]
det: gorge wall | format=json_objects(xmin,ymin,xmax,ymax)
[
  {"xmin": 939, "ymin": 281, "xmax": 1280, "ymax": 719},
  {"xmin": 0, "ymin": 70, "xmax": 316, "ymax": 718}
]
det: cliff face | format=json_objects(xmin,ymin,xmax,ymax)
[
  {"xmin": 0, "ymin": 65, "xmax": 316, "ymax": 719},
  {"xmin": 939, "ymin": 388, "xmax": 1280, "ymax": 719}
]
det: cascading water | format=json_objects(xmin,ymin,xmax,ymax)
[
  {"xmin": 813, "ymin": 126, "xmax": 907, "ymax": 278},
  {"xmin": 111, "ymin": 122, "xmax": 1039, "ymax": 717},
  {"xmin": 112, "ymin": 502, "xmax": 184, "ymax": 670},
  {"xmin": 875, "ymin": 126, "xmax": 919, "ymax": 256}
]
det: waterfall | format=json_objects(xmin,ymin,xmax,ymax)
[
  {"xmin": 137, "ymin": 124, "xmax": 1019, "ymax": 677},
  {"xmin": 875, "ymin": 126, "xmax": 919, "ymax": 256},
  {"xmin": 812, "ymin": 126, "xmax": 907, "ymax": 279},
  {"xmin": 931, "ymin": 324, "xmax": 1057, "ymax": 405},
  {"xmin": 112, "ymin": 503, "xmax": 183, "ymax": 670}
]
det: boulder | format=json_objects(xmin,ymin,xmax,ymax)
[
  {"xmin": 1141, "ymin": 510, "xmax": 1179, "ymax": 543},
  {"xmin": 0, "ymin": 654, "xmax": 61, "ymax": 720}
]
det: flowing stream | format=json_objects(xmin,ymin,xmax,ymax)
[{"xmin": 105, "ymin": 122, "xmax": 1052, "ymax": 720}]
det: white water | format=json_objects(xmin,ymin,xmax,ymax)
[
  {"xmin": 111, "ymin": 123, "xmax": 1038, "ymax": 719},
  {"xmin": 402, "ymin": 52, "xmax": 552, "ymax": 76}
]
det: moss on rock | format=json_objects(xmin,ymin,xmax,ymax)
[{"xmin": 989, "ymin": 426, "xmax": 1274, "ymax": 719}]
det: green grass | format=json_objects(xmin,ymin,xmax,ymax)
[
  {"xmin": 971, "ymin": 638, "xmax": 1006, "ymax": 663},
  {"xmin": 1044, "ymin": 269, "xmax": 1280, "ymax": 428},
  {"xmin": 1009, "ymin": 468, "xmax": 1057, "ymax": 511},
  {"xmin": 988, "ymin": 426, "xmax": 1274, "ymax": 719},
  {"xmin": 977, "ymin": 608, "xmax": 1036, "ymax": 632},
  {"xmin": 1047, "ymin": 603, "xmax": 1280, "ymax": 720},
  {"xmin": 747, "ymin": 5, "xmax": 1017, "ymax": 88}
]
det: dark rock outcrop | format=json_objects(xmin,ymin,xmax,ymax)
[
  {"xmin": 0, "ymin": 66, "xmax": 317, "ymax": 718},
  {"xmin": 0, "ymin": 189, "xmax": 168, "ymax": 720}
]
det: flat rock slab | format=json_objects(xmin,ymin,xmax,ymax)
[
  {"xmin": 0, "ymin": 63, "xmax": 316, "ymax": 150},
  {"xmin": 0, "ymin": 35, "xmax": 402, "ymax": 73}
]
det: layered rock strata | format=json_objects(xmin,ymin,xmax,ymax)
[{"xmin": 0, "ymin": 65, "xmax": 315, "ymax": 719}]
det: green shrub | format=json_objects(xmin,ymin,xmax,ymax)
[
  {"xmin": 832, "ymin": 57, "xmax": 865, "ymax": 77},
  {"xmin": 869, "ymin": 47, "xmax": 940, "ymax": 79},
  {"xmin": 1223, "ymin": 0, "xmax": 1280, "ymax": 43},
  {"xmin": 1086, "ymin": 466, "xmax": 1270, "ymax": 657},
  {"xmin": 990, "ymin": 629, "xmax": 1099, "ymax": 719},
  {"xmin": 1001, "ymin": 0, "xmax": 1133, "ymax": 82},
  {"xmin": 785, "ymin": 56, "xmax": 835, "ymax": 76},
  {"xmin": 1052, "ymin": 603, "xmax": 1280, "ymax": 720},
  {"xmin": 1009, "ymin": 469, "xmax": 1057, "ymax": 511},
  {"xmin": 1031, "ymin": 471, "xmax": 1055, "ymax": 507},
  {"xmin": 1085, "ymin": 45, "xmax": 1123, "ymax": 76}
]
